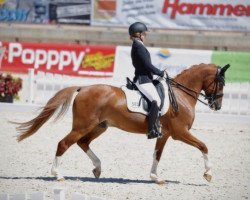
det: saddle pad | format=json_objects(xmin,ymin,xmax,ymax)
[{"xmin": 121, "ymin": 85, "xmax": 170, "ymax": 116}]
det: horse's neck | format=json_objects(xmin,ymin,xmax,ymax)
[{"xmin": 174, "ymin": 67, "xmax": 205, "ymax": 93}]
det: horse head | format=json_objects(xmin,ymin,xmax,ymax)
[{"xmin": 203, "ymin": 64, "xmax": 230, "ymax": 111}]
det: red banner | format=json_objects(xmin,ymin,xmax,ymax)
[{"xmin": 0, "ymin": 41, "xmax": 115, "ymax": 77}]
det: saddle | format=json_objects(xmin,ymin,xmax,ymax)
[{"xmin": 121, "ymin": 78, "xmax": 169, "ymax": 116}]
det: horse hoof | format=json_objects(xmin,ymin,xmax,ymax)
[
  {"xmin": 93, "ymin": 168, "xmax": 101, "ymax": 178},
  {"xmin": 203, "ymin": 173, "xmax": 212, "ymax": 182},
  {"xmin": 51, "ymin": 170, "xmax": 65, "ymax": 181},
  {"xmin": 150, "ymin": 173, "xmax": 166, "ymax": 185},
  {"xmin": 57, "ymin": 177, "xmax": 65, "ymax": 182},
  {"xmin": 156, "ymin": 179, "xmax": 166, "ymax": 185}
]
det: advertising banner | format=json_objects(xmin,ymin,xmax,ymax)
[
  {"xmin": 92, "ymin": 0, "xmax": 250, "ymax": 31},
  {"xmin": 0, "ymin": 0, "xmax": 49, "ymax": 23},
  {"xmin": 48, "ymin": 0, "xmax": 91, "ymax": 24},
  {"xmin": 0, "ymin": 41, "xmax": 116, "ymax": 77},
  {"xmin": 0, "ymin": 0, "xmax": 91, "ymax": 24},
  {"xmin": 1, "ymin": 41, "xmax": 249, "ymax": 82}
]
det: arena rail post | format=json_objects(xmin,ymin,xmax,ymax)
[
  {"xmin": 27, "ymin": 68, "xmax": 35, "ymax": 104},
  {"xmin": 53, "ymin": 188, "xmax": 65, "ymax": 200},
  {"xmin": 0, "ymin": 193, "xmax": 9, "ymax": 200}
]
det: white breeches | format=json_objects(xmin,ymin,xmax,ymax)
[{"xmin": 135, "ymin": 82, "xmax": 161, "ymax": 106}]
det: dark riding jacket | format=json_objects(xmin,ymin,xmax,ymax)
[{"xmin": 131, "ymin": 39, "xmax": 162, "ymax": 84}]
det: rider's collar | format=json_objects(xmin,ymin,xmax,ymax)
[{"xmin": 134, "ymin": 38, "xmax": 144, "ymax": 45}]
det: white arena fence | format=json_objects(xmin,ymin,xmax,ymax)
[
  {"xmin": 25, "ymin": 69, "xmax": 250, "ymax": 116},
  {"xmin": 25, "ymin": 69, "xmax": 125, "ymax": 105},
  {"xmin": 0, "ymin": 188, "xmax": 106, "ymax": 200}
]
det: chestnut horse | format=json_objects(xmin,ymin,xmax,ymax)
[{"xmin": 16, "ymin": 63, "xmax": 230, "ymax": 184}]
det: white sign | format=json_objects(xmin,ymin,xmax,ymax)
[{"xmin": 92, "ymin": 0, "xmax": 250, "ymax": 31}]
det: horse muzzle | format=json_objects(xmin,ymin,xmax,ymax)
[{"xmin": 209, "ymin": 100, "xmax": 221, "ymax": 111}]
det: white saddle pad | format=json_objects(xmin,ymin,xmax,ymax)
[{"xmin": 121, "ymin": 83, "xmax": 170, "ymax": 116}]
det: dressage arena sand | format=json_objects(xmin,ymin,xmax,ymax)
[{"xmin": 0, "ymin": 109, "xmax": 249, "ymax": 200}]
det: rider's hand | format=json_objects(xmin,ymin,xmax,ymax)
[{"xmin": 159, "ymin": 71, "xmax": 165, "ymax": 77}]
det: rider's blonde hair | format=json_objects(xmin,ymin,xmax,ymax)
[{"xmin": 130, "ymin": 32, "xmax": 144, "ymax": 40}]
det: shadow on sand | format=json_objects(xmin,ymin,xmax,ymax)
[{"xmin": 0, "ymin": 176, "xmax": 184, "ymax": 185}]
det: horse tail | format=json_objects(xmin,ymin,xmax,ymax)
[{"xmin": 16, "ymin": 86, "xmax": 81, "ymax": 142}]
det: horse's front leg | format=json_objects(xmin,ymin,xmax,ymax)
[
  {"xmin": 150, "ymin": 133, "xmax": 170, "ymax": 184},
  {"xmin": 172, "ymin": 129, "xmax": 212, "ymax": 182},
  {"xmin": 202, "ymin": 153, "xmax": 212, "ymax": 182}
]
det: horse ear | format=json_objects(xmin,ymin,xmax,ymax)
[{"xmin": 219, "ymin": 64, "xmax": 230, "ymax": 76}]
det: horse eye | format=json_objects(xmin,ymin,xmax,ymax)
[{"xmin": 219, "ymin": 82, "xmax": 224, "ymax": 89}]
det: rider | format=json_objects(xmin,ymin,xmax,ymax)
[{"xmin": 129, "ymin": 22, "xmax": 165, "ymax": 139}]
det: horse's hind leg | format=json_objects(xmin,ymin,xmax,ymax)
[
  {"xmin": 77, "ymin": 121, "xmax": 108, "ymax": 178},
  {"xmin": 51, "ymin": 130, "xmax": 86, "ymax": 181},
  {"xmin": 173, "ymin": 130, "xmax": 212, "ymax": 182}
]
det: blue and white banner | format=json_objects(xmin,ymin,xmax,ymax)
[
  {"xmin": 0, "ymin": 0, "xmax": 91, "ymax": 24},
  {"xmin": 0, "ymin": 0, "xmax": 49, "ymax": 23}
]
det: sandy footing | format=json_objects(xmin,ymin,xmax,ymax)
[{"xmin": 0, "ymin": 110, "xmax": 249, "ymax": 200}]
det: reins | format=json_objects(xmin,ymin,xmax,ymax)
[
  {"xmin": 165, "ymin": 76, "xmax": 210, "ymax": 106},
  {"xmin": 161, "ymin": 66, "xmax": 227, "ymax": 113}
]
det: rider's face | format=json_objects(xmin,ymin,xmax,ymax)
[{"xmin": 141, "ymin": 32, "xmax": 146, "ymax": 42}]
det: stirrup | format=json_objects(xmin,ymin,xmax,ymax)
[
  {"xmin": 147, "ymin": 128, "xmax": 162, "ymax": 139},
  {"xmin": 155, "ymin": 120, "xmax": 162, "ymax": 133}
]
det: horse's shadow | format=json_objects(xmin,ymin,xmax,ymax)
[
  {"xmin": 0, "ymin": 176, "xmax": 206, "ymax": 186},
  {"xmin": 0, "ymin": 176, "xmax": 166, "ymax": 184}
]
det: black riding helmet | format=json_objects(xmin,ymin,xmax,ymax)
[{"xmin": 129, "ymin": 22, "xmax": 148, "ymax": 36}]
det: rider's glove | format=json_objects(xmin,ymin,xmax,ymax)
[{"xmin": 159, "ymin": 71, "xmax": 165, "ymax": 77}]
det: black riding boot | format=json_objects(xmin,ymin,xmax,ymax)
[{"xmin": 147, "ymin": 100, "xmax": 162, "ymax": 139}]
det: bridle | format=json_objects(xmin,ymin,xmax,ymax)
[
  {"xmin": 204, "ymin": 67, "xmax": 225, "ymax": 108},
  {"xmin": 164, "ymin": 67, "xmax": 226, "ymax": 112}
]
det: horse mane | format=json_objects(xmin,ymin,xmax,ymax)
[
  {"xmin": 174, "ymin": 63, "xmax": 215, "ymax": 80},
  {"xmin": 173, "ymin": 65, "xmax": 195, "ymax": 80}
]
